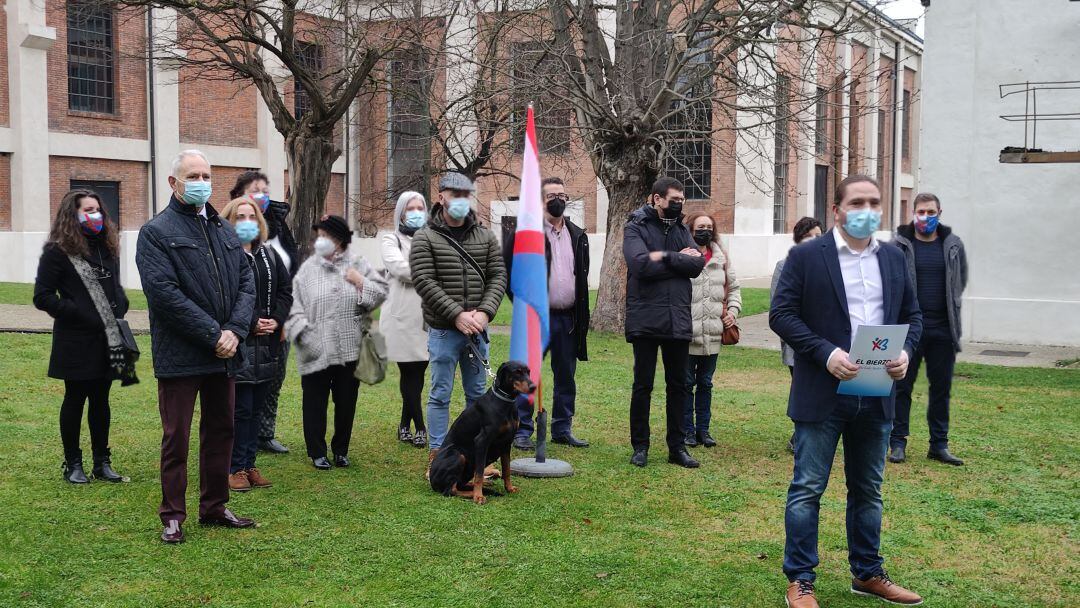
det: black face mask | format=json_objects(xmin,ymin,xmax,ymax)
[
  {"xmin": 663, "ymin": 201, "xmax": 683, "ymax": 219},
  {"xmin": 693, "ymin": 229, "xmax": 713, "ymax": 246},
  {"xmin": 546, "ymin": 198, "xmax": 566, "ymax": 218}
]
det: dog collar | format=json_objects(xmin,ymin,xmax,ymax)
[{"xmin": 492, "ymin": 386, "xmax": 516, "ymax": 402}]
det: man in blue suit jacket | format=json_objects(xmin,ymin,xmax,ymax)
[{"xmin": 770, "ymin": 176, "xmax": 924, "ymax": 608}]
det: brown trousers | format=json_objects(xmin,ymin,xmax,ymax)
[{"xmin": 157, "ymin": 373, "xmax": 235, "ymax": 524}]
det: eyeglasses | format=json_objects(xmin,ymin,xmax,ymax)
[
  {"xmin": 545, "ymin": 193, "xmax": 570, "ymax": 202},
  {"xmin": 667, "ymin": 197, "xmax": 686, "ymax": 205}
]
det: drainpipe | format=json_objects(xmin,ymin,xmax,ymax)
[
  {"xmin": 890, "ymin": 39, "xmax": 901, "ymax": 230},
  {"xmin": 147, "ymin": 7, "xmax": 159, "ymax": 214}
]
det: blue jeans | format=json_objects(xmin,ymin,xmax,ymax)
[
  {"xmin": 231, "ymin": 381, "xmax": 270, "ymax": 473},
  {"xmin": 784, "ymin": 397, "xmax": 892, "ymax": 583},
  {"xmin": 426, "ymin": 328, "xmax": 489, "ymax": 450},
  {"xmin": 518, "ymin": 310, "xmax": 578, "ymax": 439},
  {"xmin": 683, "ymin": 353, "xmax": 718, "ymax": 436}
]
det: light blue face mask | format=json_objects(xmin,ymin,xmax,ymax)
[
  {"xmin": 446, "ymin": 197, "xmax": 471, "ymax": 220},
  {"xmin": 843, "ymin": 208, "xmax": 882, "ymax": 239},
  {"xmin": 180, "ymin": 180, "xmax": 212, "ymax": 206},
  {"xmin": 403, "ymin": 210, "xmax": 427, "ymax": 229},
  {"xmin": 234, "ymin": 219, "xmax": 259, "ymax": 244}
]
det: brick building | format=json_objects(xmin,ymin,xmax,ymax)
[{"xmin": 0, "ymin": 0, "xmax": 920, "ymax": 287}]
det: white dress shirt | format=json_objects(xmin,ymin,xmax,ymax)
[{"xmin": 828, "ymin": 228, "xmax": 885, "ymax": 367}]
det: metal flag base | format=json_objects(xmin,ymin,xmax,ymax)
[{"xmin": 509, "ymin": 408, "xmax": 574, "ymax": 478}]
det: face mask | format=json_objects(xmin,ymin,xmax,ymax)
[
  {"xmin": 842, "ymin": 208, "xmax": 882, "ymax": 239},
  {"xmin": 251, "ymin": 193, "xmax": 270, "ymax": 213},
  {"xmin": 663, "ymin": 201, "xmax": 683, "ymax": 219},
  {"xmin": 447, "ymin": 197, "xmax": 471, "ymax": 220},
  {"xmin": 693, "ymin": 229, "xmax": 713, "ymax": 246},
  {"xmin": 180, "ymin": 180, "xmax": 212, "ymax": 206},
  {"xmin": 546, "ymin": 198, "xmax": 566, "ymax": 218},
  {"xmin": 403, "ymin": 210, "xmax": 427, "ymax": 229},
  {"xmin": 914, "ymin": 213, "xmax": 939, "ymax": 235},
  {"xmin": 234, "ymin": 219, "xmax": 259, "ymax": 244},
  {"xmin": 313, "ymin": 236, "xmax": 337, "ymax": 258},
  {"xmin": 80, "ymin": 211, "xmax": 104, "ymax": 235}
]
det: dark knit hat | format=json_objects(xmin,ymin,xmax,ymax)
[{"xmin": 312, "ymin": 214, "xmax": 352, "ymax": 245}]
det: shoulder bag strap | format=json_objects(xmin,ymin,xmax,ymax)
[
  {"xmin": 67, "ymin": 254, "xmax": 123, "ymax": 349},
  {"xmin": 433, "ymin": 229, "xmax": 486, "ymax": 286}
]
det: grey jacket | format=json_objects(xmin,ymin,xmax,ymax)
[
  {"xmin": 892, "ymin": 223, "xmax": 968, "ymax": 351},
  {"xmin": 770, "ymin": 257, "xmax": 796, "ymax": 368}
]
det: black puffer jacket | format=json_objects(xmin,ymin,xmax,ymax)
[
  {"xmin": 136, "ymin": 196, "xmax": 255, "ymax": 378},
  {"xmin": 235, "ymin": 245, "xmax": 292, "ymax": 384},
  {"xmin": 623, "ymin": 204, "xmax": 704, "ymax": 342},
  {"xmin": 409, "ymin": 206, "xmax": 507, "ymax": 329},
  {"xmin": 34, "ymin": 239, "xmax": 130, "ymax": 381},
  {"xmin": 265, "ymin": 199, "xmax": 300, "ymax": 276}
]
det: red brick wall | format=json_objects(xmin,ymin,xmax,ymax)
[
  {"xmin": 46, "ymin": 2, "xmax": 148, "ymax": 138},
  {"xmin": 207, "ymin": 166, "xmax": 253, "ymax": 209},
  {"xmin": 282, "ymin": 170, "xmax": 346, "ymax": 219},
  {"xmin": 49, "ymin": 157, "xmax": 148, "ymax": 230},
  {"xmin": 877, "ymin": 56, "xmax": 895, "ymax": 229},
  {"xmin": 0, "ymin": 155, "xmax": 11, "ymax": 230},
  {"xmin": 178, "ymin": 68, "xmax": 259, "ymax": 148},
  {"xmin": 901, "ymin": 67, "xmax": 916, "ymax": 174},
  {"xmin": 0, "ymin": 10, "xmax": 9, "ymax": 127}
]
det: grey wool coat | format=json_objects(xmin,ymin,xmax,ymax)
[{"xmin": 285, "ymin": 252, "xmax": 388, "ymax": 376}]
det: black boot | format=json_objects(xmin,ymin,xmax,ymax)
[
  {"xmin": 62, "ymin": 451, "xmax": 90, "ymax": 484},
  {"xmin": 92, "ymin": 448, "xmax": 128, "ymax": 482}
]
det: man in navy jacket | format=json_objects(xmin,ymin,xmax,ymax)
[{"xmin": 769, "ymin": 175, "xmax": 923, "ymax": 608}]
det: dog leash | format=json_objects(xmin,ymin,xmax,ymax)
[{"xmin": 465, "ymin": 331, "xmax": 495, "ymax": 379}]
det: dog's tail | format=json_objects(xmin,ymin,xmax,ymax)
[{"xmin": 428, "ymin": 445, "xmax": 465, "ymax": 496}]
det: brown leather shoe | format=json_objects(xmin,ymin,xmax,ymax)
[
  {"xmin": 425, "ymin": 449, "xmax": 438, "ymax": 481},
  {"xmin": 246, "ymin": 467, "xmax": 272, "ymax": 488},
  {"xmin": 228, "ymin": 470, "xmax": 251, "ymax": 492},
  {"xmin": 785, "ymin": 580, "xmax": 818, "ymax": 608},
  {"xmin": 198, "ymin": 508, "xmax": 255, "ymax": 528},
  {"xmin": 161, "ymin": 520, "xmax": 184, "ymax": 544},
  {"xmin": 851, "ymin": 572, "xmax": 923, "ymax": 605}
]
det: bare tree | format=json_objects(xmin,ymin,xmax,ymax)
[
  {"xmin": 527, "ymin": 0, "xmax": 892, "ymax": 332},
  {"xmin": 107, "ymin": 0, "xmax": 397, "ymax": 255}
]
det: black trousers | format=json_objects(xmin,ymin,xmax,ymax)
[
  {"xmin": 630, "ymin": 338, "xmax": 690, "ymax": 452},
  {"xmin": 893, "ymin": 328, "xmax": 957, "ymax": 451},
  {"xmin": 397, "ymin": 361, "xmax": 428, "ymax": 431},
  {"xmin": 60, "ymin": 378, "xmax": 113, "ymax": 462},
  {"xmin": 301, "ymin": 362, "xmax": 360, "ymax": 459}
]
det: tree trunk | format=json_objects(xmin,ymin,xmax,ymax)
[
  {"xmin": 285, "ymin": 128, "xmax": 341, "ymax": 259},
  {"xmin": 590, "ymin": 177, "xmax": 652, "ymax": 334}
]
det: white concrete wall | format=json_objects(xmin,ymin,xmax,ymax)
[{"xmin": 919, "ymin": 0, "xmax": 1080, "ymax": 346}]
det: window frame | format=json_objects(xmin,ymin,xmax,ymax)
[
  {"xmin": 293, "ymin": 41, "xmax": 323, "ymax": 121},
  {"xmin": 773, "ymin": 75, "xmax": 791, "ymax": 234},
  {"xmin": 66, "ymin": 0, "xmax": 117, "ymax": 115}
]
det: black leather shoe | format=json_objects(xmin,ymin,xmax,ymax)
[
  {"xmin": 928, "ymin": 448, "xmax": 964, "ymax": 466},
  {"xmin": 259, "ymin": 439, "xmax": 289, "ymax": 454},
  {"xmin": 697, "ymin": 431, "xmax": 717, "ymax": 448},
  {"xmin": 398, "ymin": 426, "xmax": 414, "ymax": 444},
  {"xmin": 62, "ymin": 458, "xmax": 90, "ymax": 484},
  {"xmin": 161, "ymin": 520, "xmax": 184, "ymax": 543},
  {"xmin": 684, "ymin": 433, "xmax": 698, "ymax": 447},
  {"xmin": 513, "ymin": 437, "xmax": 536, "ymax": 452},
  {"xmin": 552, "ymin": 434, "xmax": 590, "ymax": 448},
  {"xmin": 412, "ymin": 430, "xmax": 428, "ymax": 449},
  {"xmin": 887, "ymin": 445, "xmax": 906, "ymax": 463},
  {"xmin": 668, "ymin": 448, "xmax": 701, "ymax": 469},
  {"xmin": 333, "ymin": 454, "xmax": 349, "ymax": 468},
  {"xmin": 312, "ymin": 456, "xmax": 331, "ymax": 470},
  {"xmin": 199, "ymin": 508, "xmax": 255, "ymax": 528},
  {"xmin": 92, "ymin": 448, "xmax": 129, "ymax": 483},
  {"xmin": 630, "ymin": 449, "xmax": 648, "ymax": 467}
]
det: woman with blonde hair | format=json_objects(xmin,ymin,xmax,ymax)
[
  {"xmin": 682, "ymin": 211, "xmax": 741, "ymax": 448},
  {"xmin": 34, "ymin": 189, "xmax": 130, "ymax": 483},
  {"xmin": 381, "ymin": 191, "xmax": 431, "ymax": 447},
  {"xmin": 219, "ymin": 197, "xmax": 293, "ymax": 491}
]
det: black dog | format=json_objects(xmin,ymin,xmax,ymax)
[{"xmin": 429, "ymin": 361, "xmax": 536, "ymax": 504}]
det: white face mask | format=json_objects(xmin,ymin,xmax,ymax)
[{"xmin": 313, "ymin": 236, "xmax": 337, "ymax": 258}]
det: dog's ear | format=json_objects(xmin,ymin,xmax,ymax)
[{"xmin": 495, "ymin": 362, "xmax": 512, "ymax": 389}]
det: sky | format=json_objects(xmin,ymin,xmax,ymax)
[{"xmin": 880, "ymin": 0, "xmax": 927, "ymax": 37}]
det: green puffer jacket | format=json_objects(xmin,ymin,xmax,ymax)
[{"xmin": 409, "ymin": 207, "xmax": 507, "ymax": 329}]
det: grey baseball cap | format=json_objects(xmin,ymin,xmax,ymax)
[{"xmin": 438, "ymin": 172, "xmax": 475, "ymax": 192}]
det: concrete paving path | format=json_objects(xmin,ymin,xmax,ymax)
[{"xmin": 2, "ymin": 303, "xmax": 1076, "ymax": 369}]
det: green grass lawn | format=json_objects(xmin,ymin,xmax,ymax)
[{"xmin": 0, "ymin": 331, "xmax": 1075, "ymax": 607}]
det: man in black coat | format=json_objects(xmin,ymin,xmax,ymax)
[
  {"xmin": 623, "ymin": 177, "xmax": 705, "ymax": 469},
  {"xmin": 503, "ymin": 176, "xmax": 591, "ymax": 450},
  {"xmin": 136, "ymin": 150, "xmax": 256, "ymax": 544}
]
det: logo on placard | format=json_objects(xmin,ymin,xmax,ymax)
[{"xmin": 871, "ymin": 338, "xmax": 889, "ymax": 351}]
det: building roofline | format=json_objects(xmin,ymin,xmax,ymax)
[{"xmin": 852, "ymin": 0, "xmax": 924, "ymax": 47}]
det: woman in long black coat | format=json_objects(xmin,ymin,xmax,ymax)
[{"xmin": 33, "ymin": 189, "xmax": 130, "ymax": 484}]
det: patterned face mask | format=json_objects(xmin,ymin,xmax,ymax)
[{"xmin": 80, "ymin": 211, "xmax": 104, "ymax": 235}]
